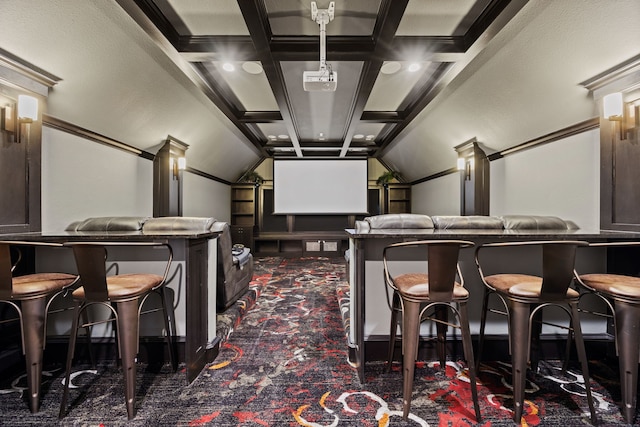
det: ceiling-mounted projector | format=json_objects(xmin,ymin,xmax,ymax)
[
  {"xmin": 304, "ymin": 1, "xmax": 336, "ymax": 92},
  {"xmin": 303, "ymin": 69, "xmax": 337, "ymax": 92}
]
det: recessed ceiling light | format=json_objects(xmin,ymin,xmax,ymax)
[
  {"xmin": 242, "ymin": 61, "xmax": 263, "ymax": 74},
  {"xmin": 277, "ymin": 134, "xmax": 289, "ymax": 140},
  {"xmin": 407, "ymin": 63, "xmax": 421, "ymax": 72},
  {"xmin": 222, "ymin": 62, "xmax": 235, "ymax": 72},
  {"xmin": 365, "ymin": 134, "xmax": 375, "ymax": 140},
  {"xmin": 267, "ymin": 135, "xmax": 277, "ymax": 140},
  {"xmin": 380, "ymin": 61, "xmax": 401, "ymax": 74},
  {"xmin": 353, "ymin": 134, "xmax": 364, "ymax": 140}
]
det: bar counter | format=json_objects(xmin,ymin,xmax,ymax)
[
  {"xmin": 345, "ymin": 227, "xmax": 640, "ymax": 382},
  {"xmin": 1, "ymin": 229, "xmax": 220, "ymax": 383}
]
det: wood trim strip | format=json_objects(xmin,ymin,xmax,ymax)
[
  {"xmin": 43, "ymin": 114, "xmax": 231, "ymax": 184},
  {"xmin": 410, "ymin": 117, "xmax": 600, "ymax": 184},
  {"xmin": 488, "ymin": 117, "xmax": 600, "ymax": 160}
]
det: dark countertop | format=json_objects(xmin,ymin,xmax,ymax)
[
  {"xmin": 0, "ymin": 230, "xmax": 220, "ymax": 241},
  {"xmin": 345, "ymin": 228, "xmax": 640, "ymax": 240}
]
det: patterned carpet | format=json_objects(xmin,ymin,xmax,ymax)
[{"xmin": 0, "ymin": 256, "xmax": 636, "ymax": 426}]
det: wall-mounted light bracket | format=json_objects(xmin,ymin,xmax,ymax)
[
  {"xmin": 603, "ymin": 92, "xmax": 638, "ymax": 141},
  {"xmin": 1, "ymin": 95, "xmax": 39, "ymax": 144},
  {"xmin": 1, "ymin": 103, "xmax": 16, "ymax": 142}
]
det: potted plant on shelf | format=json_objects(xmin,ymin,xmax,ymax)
[
  {"xmin": 240, "ymin": 170, "xmax": 264, "ymax": 186},
  {"xmin": 376, "ymin": 170, "xmax": 400, "ymax": 188}
]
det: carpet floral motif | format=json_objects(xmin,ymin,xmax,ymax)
[{"xmin": 0, "ymin": 256, "xmax": 634, "ymax": 425}]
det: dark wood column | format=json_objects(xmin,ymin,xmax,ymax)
[
  {"xmin": 455, "ymin": 138, "xmax": 490, "ymax": 216},
  {"xmin": 153, "ymin": 136, "xmax": 189, "ymax": 217}
]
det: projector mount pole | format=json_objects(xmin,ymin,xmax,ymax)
[{"xmin": 311, "ymin": 1, "xmax": 334, "ymax": 73}]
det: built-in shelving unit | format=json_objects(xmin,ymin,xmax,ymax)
[
  {"xmin": 384, "ymin": 183, "xmax": 411, "ymax": 214},
  {"xmin": 230, "ymin": 184, "xmax": 258, "ymax": 249}
]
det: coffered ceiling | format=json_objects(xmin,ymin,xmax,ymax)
[{"xmin": 119, "ymin": 0, "xmax": 526, "ymax": 158}]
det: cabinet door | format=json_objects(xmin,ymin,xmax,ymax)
[{"xmin": 230, "ymin": 225, "xmax": 254, "ymax": 249}]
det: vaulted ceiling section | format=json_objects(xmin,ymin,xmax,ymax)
[{"xmin": 118, "ymin": 0, "xmax": 526, "ymax": 159}]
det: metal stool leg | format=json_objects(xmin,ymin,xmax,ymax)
[
  {"xmin": 570, "ymin": 302, "xmax": 597, "ymax": 423},
  {"xmin": 459, "ymin": 302, "xmax": 482, "ymax": 423},
  {"xmin": 59, "ymin": 302, "xmax": 82, "ymax": 419},
  {"xmin": 614, "ymin": 300, "xmax": 639, "ymax": 424},
  {"xmin": 386, "ymin": 292, "xmax": 400, "ymax": 372},
  {"xmin": 401, "ymin": 299, "xmax": 421, "ymax": 420},
  {"xmin": 159, "ymin": 287, "xmax": 177, "ymax": 371},
  {"xmin": 435, "ymin": 305, "xmax": 448, "ymax": 368},
  {"xmin": 476, "ymin": 288, "xmax": 490, "ymax": 370},
  {"xmin": 510, "ymin": 301, "xmax": 529, "ymax": 424},
  {"xmin": 116, "ymin": 300, "xmax": 140, "ymax": 420},
  {"xmin": 21, "ymin": 297, "xmax": 47, "ymax": 413}
]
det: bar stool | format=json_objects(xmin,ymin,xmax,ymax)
[
  {"xmin": 0, "ymin": 240, "xmax": 78, "ymax": 413},
  {"xmin": 475, "ymin": 240, "xmax": 597, "ymax": 424},
  {"xmin": 574, "ymin": 241, "xmax": 640, "ymax": 424},
  {"xmin": 59, "ymin": 241, "xmax": 176, "ymax": 420},
  {"xmin": 383, "ymin": 239, "xmax": 480, "ymax": 422}
]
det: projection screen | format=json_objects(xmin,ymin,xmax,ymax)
[{"xmin": 273, "ymin": 159, "xmax": 368, "ymax": 214}]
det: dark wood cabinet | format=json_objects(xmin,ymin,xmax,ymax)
[
  {"xmin": 230, "ymin": 184, "xmax": 258, "ymax": 249},
  {"xmin": 384, "ymin": 184, "xmax": 411, "ymax": 214}
]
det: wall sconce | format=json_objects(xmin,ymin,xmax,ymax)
[
  {"xmin": 603, "ymin": 92, "xmax": 635, "ymax": 141},
  {"xmin": 17, "ymin": 95, "xmax": 38, "ymax": 144},
  {"xmin": 1, "ymin": 95, "xmax": 39, "ymax": 143},
  {"xmin": 170, "ymin": 156, "xmax": 186, "ymax": 179},
  {"xmin": 457, "ymin": 156, "xmax": 473, "ymax": 180},
  {"xmin": 1, "ymin": 103, "xmax": 16, "ymax": 141}
]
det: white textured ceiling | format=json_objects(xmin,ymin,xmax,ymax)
[{"xmin": 383, "ymin": 0, "xmax": 640, "ymax": 181}]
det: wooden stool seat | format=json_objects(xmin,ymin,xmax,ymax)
[
  {"xmin": 485, "ymin": 274, "xmax": 580, "ymax": 298},
  {"xmin": 71, "ymin": 273, "xmax": 163, "ymax": 300},
  {"xmin": 394, "ymin": 273, "xmax": 468, "ymax": 299},
  {"xmin": 579, "ymin": 273, "xmax": 640, "ymax": 299}
]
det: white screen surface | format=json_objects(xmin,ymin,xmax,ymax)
[{"xmin": 274, "ymin": 159, "xmax": 368, "ymax": 214}]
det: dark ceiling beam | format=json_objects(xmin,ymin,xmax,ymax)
[
  {"xmin": 117, "ymin": 0, "xmax": 268, "ymax": 157},
  {"xmin": 128, "ymin": 0, "xmax": 181, "ymax": 47},
  {"xmin": 177, "ymin": 34, "xmax": 468, "ymax": 62},
  {"xmin": 360, "ymin": 111, "xmax": 404, "ymax": 123},
  {"xmin": 178, "ymin": 36, "xmax": 258, "ymax": 60},
  {"xmin": 462, "ymin": 0, "xmax": 515, "ymax": 49},
  {"xmin": 239, "ymin": 111, "xmax": 283, "ymax": 123},
  {"xmin": 237, "ymin": 0, "xmax": 303, "ymax": 157},
  {"xmin": 339, "ymin": 0, "xmax": 410, "ymax": 157}
]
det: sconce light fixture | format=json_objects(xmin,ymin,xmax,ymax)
[
  {"xmin": 170, "ymin": 156, "xmax": 186, "ymax": 180},
  {"xmin": 1, "ymin": 94, "xmax": 38, "ymax": 143},
  {"xmin": 457, "ymin": 156, "xmax": 473, "ymax": 180},
  {"xmin": 17, "ymin": 95, "xmax": 38, "ymax": 144},
  {"xmin": 603, "ymin": 92, "xmax": 636, "ymax": 141}
]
